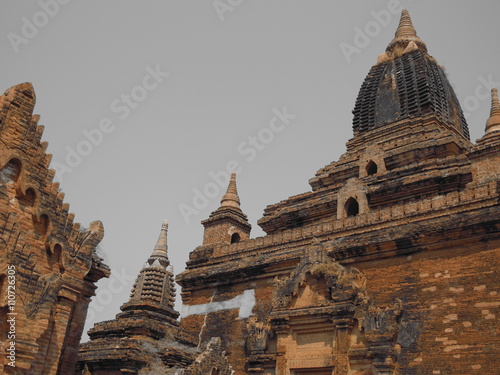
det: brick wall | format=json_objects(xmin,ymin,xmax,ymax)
[{"xmin": 0, "ymin": 83, "xmax": 109, "ymax": 374}]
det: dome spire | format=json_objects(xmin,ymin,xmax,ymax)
[
  {"xmin": 150, "ymin": 220, "xmax": 169, "ymax": 265},
  {"xmin": 386, "ymin": 9, "xmax": 427, "ymax": 54},
  {"xmin": 486, "ymin": 88, "xmax": 500, "ymax": 134},
  {"xmin": 394, "ymin": 9, "xmax": 417, "ymax": 39},
  {"xmin": 354, "ymin": 10, "xmax": 469, "ymax": 139},
  {"xmin": 220, "ymin": 172, "xmax": 241, "ymax": 210}
]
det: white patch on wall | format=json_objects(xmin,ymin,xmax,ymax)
[{"xmin": 181, "ymin": 289, "xmax": 256, "ymax": 319}]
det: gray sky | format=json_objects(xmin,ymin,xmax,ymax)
[{"xmin": 2, "ymin": 1, "xmax": 500, "ymax": 341}]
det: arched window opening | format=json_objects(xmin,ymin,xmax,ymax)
[
  {"xmin": 211, "ymin": 368, "xmax": 220, "ymax": 375},
  {"xmin": 231, "ymin": 233, "xmax": 241, "ymax": 244},
  {"xmin": 34, "ymin": 214, "xmax": 49, "ymax": 236},
  {"xmin": 19, "ymin": 187, "xmax": 36, "ymax": 207},
  {"xmin": 345, "ymin": 197, "xmax": 359, "ymax": 217},
  {"xmin": 54, "ymin": 244, "xmax": 64, "ymax": 273},
  {"xmin": 0, "ymin": 159, "xmax": 22, "ymax": 183},
  {"xmin": 25, "ymin": 188, "xmax": 36, "ymax": 203},
  {"xmin": 366, "ymin": 160, "xmax": 378, "ymax": 176},
  {"xmin": 46, "ymin": 245, "xmax": 55, "ymax": 268},
  {"xmin": 46, "ymin": 244, "xmax": 63, "ymax": 271}
]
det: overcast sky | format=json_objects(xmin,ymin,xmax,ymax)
[{"xmin": 2, "ymin": 1, "xmax": 500, "ymax": 341}]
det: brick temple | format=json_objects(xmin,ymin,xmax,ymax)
[
  {"xmin": 1, "ymin": 9, "xmax": 500, "ymax": 375},
  {"xmin": 0, "ymin": 82, "xmax": 109, "ymax": 374}
]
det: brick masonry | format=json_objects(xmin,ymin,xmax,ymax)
[
  {"xmin": 2, "ymin": 8, "xmax": 500, "ymax": 375},
  {"xmin": 0, "ymin": 83, "xmax": 109, "ymax": 374},
  {"xmin": 177, "ymin": 10, "xmax": 500, "ymax": 375}
]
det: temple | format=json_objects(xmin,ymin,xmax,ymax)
[
  {"xmin": 77, "ymin": 221, "xmax": 198, "ymax": 373},
  {"xmin": 0, "ymin": 9, "xmax": 499, "ymax": 375},
  {"xmin": 175, "ymin": 9, "xmax": 500, "ymax": 374},
  {"xmin": 0, "ymin": 84, "xmax": 109, "ymax": 374}
]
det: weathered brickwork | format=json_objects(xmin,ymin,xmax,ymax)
[
  {"xmin": 180, "ymin": 337, "xmax": 234, "ymax": 375},
  {"xmin": 177, "ymin": 10, "xmax": 500, "ymax": 375},
  {"xmin": 77, "ymin": 222, "xmax": 237, "ymax": 374},
  {"xmin": 361, "ymin": 246, "xmax": 500, "ymax": 374},
  {"xmin": 77, "ymin": 222, "xmax": 199, "ymax": 374},
  {"xmin": 0, "ymin": 83, "xmax": 110, "ymax": 374},
  {"xmin": 6, "ymin": 8, "xmax": 498, "ymax": 375}
]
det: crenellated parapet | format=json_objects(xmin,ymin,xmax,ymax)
[{"xmin": 0, "ymin": 83, "xmax": 109, "ymax": 374}]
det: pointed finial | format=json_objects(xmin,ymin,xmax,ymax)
[
  {"xmin": 486, "ymin": 88, "xmax": 500, "ymax": 133},
  {"xmin": 220, "ymin": 172, "xmax": 241, "ymax": 210},
  {"xmin": 490, "ymin": 88, "xmax": 500, "ymax": 116},
  {"xmin": 161, "ymin": 220, "xmax": 169, "ymax": 231},
  {"xmin": 150, "ymin": 220, "xmax": 169, "ymax": 261},
  {"xmin": 386, "ymin": 10, "xmax": 427, "ymax": 55},
  {"xmin": 395, "ymin": 9, "xmax": 417, "ymax": 39}
]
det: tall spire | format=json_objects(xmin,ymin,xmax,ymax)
[
  {"xmin": 121, "ymin": 219, "xmax": 177, "ymax": 316},
  {"xmin": 394, "ymin": 9, "xmax": 417, "ymax": 39},
  {"xmin": 486, "ymin": 88, "xmax": 500, "ymax": 134},
  {"xmin": 386, "ymin": 9, "xmax": 427, "ymax": 54},
  {"xmin": 150, "ymin": 220, "xmax": 169, "ymax": 264},
  {"xmin": 220, "ymin": 172, "xmax": 241, "ymax": 211},
  {"xmin": 356, "ymin": 9, "xmax": 469, "ymax": 139}
]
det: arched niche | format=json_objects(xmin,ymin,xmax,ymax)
[
  {"xmin": 0, "ymin": 158, "xmax": 22, "ymax": 183},
  {"xmin": 345, "ymin": 197, "xmax": 360, "ymax": 217}
]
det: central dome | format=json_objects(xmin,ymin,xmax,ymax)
[{"xmin": 352, "ymin": 10, "xmax": 469, "ymax": 139}]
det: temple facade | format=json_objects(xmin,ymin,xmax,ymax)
[
  {"xmin": 1, "ymin": 8, "xmax": 499, "ymax": 375},
  {"xmin": 77, "ymin": 220, "xmax": 235, "ymax": 374},
  {"xmin": 175, "ymin": 10, "xmax": 500, "ymax": 375},
  {"xmin": 0, "ymin": 83, "xmax": 109, "ymax": 374}
]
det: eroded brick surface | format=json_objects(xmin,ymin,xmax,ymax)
[
  {"xmin": 177, "ymin": 10, "xmax": 500, "ymax": 375},
  {"xmin": 3, "ymin": 9, "xmax": 500, "ymax": 375},
  {"xmin": 0, "ymin": 83, "xmax": 110, "ymax": 374},
  {"xmin": 77, "ymin": 222, "xmax": 198, "ymax": 374}
]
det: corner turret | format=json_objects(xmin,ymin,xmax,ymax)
[{"xmin": 201, "ymin": 172, "xmax": 251, "ymax": 245}]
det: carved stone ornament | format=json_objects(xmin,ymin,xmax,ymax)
[
  {"xmin": 245, "ymin": 316, "xmax": 272, "ymax": 354},
  {"xmin": 272, "ymin": 238, "xmax": 368, "ymax": 308}
]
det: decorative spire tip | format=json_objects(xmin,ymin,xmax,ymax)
[
  {"xmin": 385, "ymin": 9, "xmax": 427, "ymax": 56},
  {"xmin": 220, "ymin": 172, "xmax": 241, "ymax": 210},
  {"xmin": 150, "ymin": 220, "xmax": 169, "ymax": 263},
  {"xmin": 486, "ymin": 88, "xmax": 500, "ymax": 134}
]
